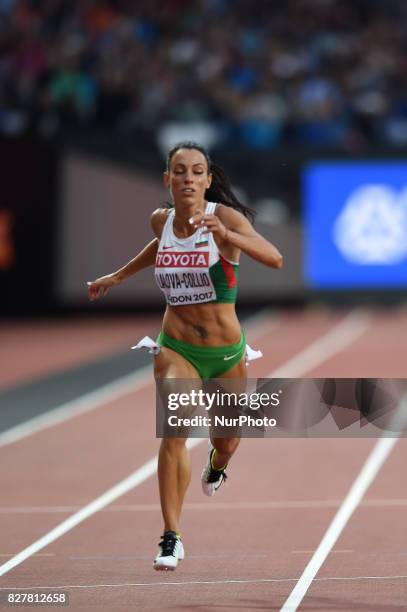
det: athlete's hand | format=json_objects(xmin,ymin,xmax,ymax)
[
  {"xmin": 87, "ymin": 273, "xmax": 121, "ymax": 301},
  {"xmin": 189, "ymin": 211, "xmax": 228, "ymax": 240}
]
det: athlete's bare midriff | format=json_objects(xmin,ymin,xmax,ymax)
[{"xmin": 162, "ymin": 302, "xmax": 241, "ymax": 346}]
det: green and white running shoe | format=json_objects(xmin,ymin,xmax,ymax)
[{"xmin": 201, "ymin": 442, "xmax": 228, "ymax": 497}]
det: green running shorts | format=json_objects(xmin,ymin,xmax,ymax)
[{"xmin": 156, "ymin": 330, "xmax": 246, "ymax": 379}]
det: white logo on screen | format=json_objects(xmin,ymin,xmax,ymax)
[{"xmin": 333, "ymin": 184, "xmax": 407, "ymax": 265}]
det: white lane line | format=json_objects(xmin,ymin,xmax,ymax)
[
  {"xmin": 0, "ymin": 554, "xmax": 54, "ymax": 558},
  {"xmin": 0, "ymin": 310, "xmax": 370, "ymax": 579},
  {"xmin": 292, "ymin": 550, "xmax": 353, "ymax": 555},
  {"xmin": 6, "ymin": 496, "xmax": 407, "ymax": 513},
  {"xmin": 0, "ymin": 367, "xmax": 152, "ymax": 448},
  {"xmin": 269, "ymin": 309, "xmax": 371, "ymax": 377},
  {"xmin": 1, "ymin": 575, "xmax": 407, "ymax": 591},
  {"xmin": 0, "ymin": 500, "xmax": 341, "ymax": 513},
  {"xmin": 0, "ymin": 311, "xmax": 278, "ymax": 449},
  {"xmin": 68, "ymin": 553, "xmax": 268, "ymax": 561},
  {"xmin": 0, "ymin": 438, "xmax": 202, "ymax": 577},
  {"xmin": 281, "ymin": 398, "xmax": 407, "ymax": 612}
]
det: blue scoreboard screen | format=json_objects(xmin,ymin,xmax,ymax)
[{"xmin": 303, "ymin": 162, "xmax": 407, "ymax": 289}]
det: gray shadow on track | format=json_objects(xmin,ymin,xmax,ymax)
[{"xmin": 0, "ymin": 349, "xmax": 151, "ymax": 432}]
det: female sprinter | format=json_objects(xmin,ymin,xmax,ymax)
[{"xmin": 87, "ymin": 142, "xmax": 283, "ymax": 571}]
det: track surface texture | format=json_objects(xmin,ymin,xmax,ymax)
[{"xmin": 0, "ymin": 308, "xmax": 406, "ymax": 611}]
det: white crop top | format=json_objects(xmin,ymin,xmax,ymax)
[{"xmin": 154, "ymin": 202, "xmax": 239, "ymax": 306}]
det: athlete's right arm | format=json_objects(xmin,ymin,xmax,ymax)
[
  {"xmin": 88, "ymin": 208, "xmax": 168, "ymax": 301},
  {"xmin": 150, "ymin": 206, "xmax": 169, "ymax": 240}
]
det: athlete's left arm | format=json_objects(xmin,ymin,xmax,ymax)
[{"xmin": 191, "ymin": 206, "xmax": 283, "ymax": 268}]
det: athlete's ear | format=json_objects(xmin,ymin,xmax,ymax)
[
  {"xmin": 207, "ymin": 172, "xmax": 212, "ymax": 189},
  {"xmin": 163, "ymin": 171, "xmax": 170, "ymax": 188}
]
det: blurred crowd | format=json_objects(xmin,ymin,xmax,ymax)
[{"xmin": 1, "ymin": 0, "xmax": 407, "ymax": 150}]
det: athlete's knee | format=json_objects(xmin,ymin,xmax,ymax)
[
  {"xmin": 213, "ymin": 437, "xmax": 240, "ymax": 457},
  {"xmin": 160, "ymin": 437, "xmax": 187, "ymax": 454}
]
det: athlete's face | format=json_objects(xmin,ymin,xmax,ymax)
[{"xmin": 164, "ymin": 148, "xmax": 212, "ymax": 209}]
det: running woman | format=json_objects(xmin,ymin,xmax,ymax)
[{"xmin": 87, "ymin": 142, "xmax": 283, "ymax": 571}]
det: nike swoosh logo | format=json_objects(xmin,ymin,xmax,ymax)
[
  {"xmin": 162, "ymin": 246, "xmax": 174, "ymax": 250},
  {"xmin": 223, "ymin": 351, "xmax": 241, "ymax": 361}
]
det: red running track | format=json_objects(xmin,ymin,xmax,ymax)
[
  {"xmin": 0, "ymin": 308, "xmax": 406, "ymax": 611},
  {"xmin": 0, "ymin": 316, "xmax": 160, "ymax": 390}
]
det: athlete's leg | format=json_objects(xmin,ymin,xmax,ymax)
[
  {"xmin": 210, "ymin": 357, "xmax": 247, "ymax": 469},
  {"xmin": 154, "ymin": 347, "xmax": 200, "ymax": 534}
]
